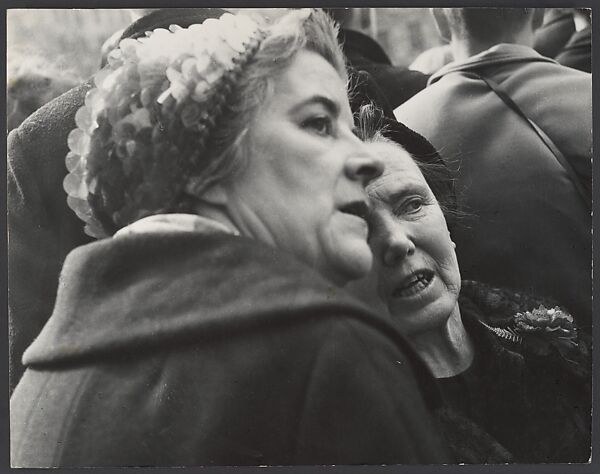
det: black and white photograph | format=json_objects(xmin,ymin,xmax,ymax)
[{"xmin": 5, "ymin": 3, "xmax": 595, "ymax": 470}]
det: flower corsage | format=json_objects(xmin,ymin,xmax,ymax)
[
  {"xmin": 513, "ymin": 305, "xmax": 578, "ymax": 357},
  {"xmin": 511, "ymin": 305, "xmax": 590, "ymax": 379}
]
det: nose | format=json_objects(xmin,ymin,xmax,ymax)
[
  {"xmin": 344, "ymin": 146, "xmax": 384, "ymax": 186},
  {"xmin": 382, "ymin": 225, "xmax": 416, "ymax": 267}
]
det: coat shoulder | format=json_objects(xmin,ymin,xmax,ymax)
[{"xmin": 16, "ymin": 80, "xmax": 93, "ymax": 142}]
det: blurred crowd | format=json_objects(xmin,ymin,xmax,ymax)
[{"xmin": 6, "ymin": 8, "xmax": 590, "ymax": 132}]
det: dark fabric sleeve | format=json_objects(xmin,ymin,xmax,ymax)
[
  {"xmin": 533, "ymin": 10, "xmax": 575, "ymax": 58},
  {"xmin": 11, "ymin": 310, "xmax": 451, "ymax": 466},
  {"xmin": 291, "ymin": 317, "xmax": 450, "ymax": 464},
  {"xmin": 7, "ymin": 84, "xmax": 93, "ymax": 393},
  {"xmin": 555, "ymin": 28, "xmax": 592, "ymax": 73},
  {"xmin": 7, "ymin": 128, "xmax": 60, "ymax": 393}
]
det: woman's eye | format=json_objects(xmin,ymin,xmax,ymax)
[
  {"xmin": 303, "ymin": 116, "xmax": 333, "ymax": 136},
  {"xmin": 395, "ymin": 197, "xmax": 424, "ymax": 215}
]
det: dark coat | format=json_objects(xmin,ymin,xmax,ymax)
[
  {"xmin": 340, "ymin": 29, "xmax": 429, "ymax": 110},
  {"xmin": 532, "ymin": 9, "xmax": 590, "ymax": 73},
  {"xmin": 7, "ymin": 8, "xmax": 226, "ymax": 393},
  {"xmin": 395, "ymin": 44, "xmax": 592, "ymax": 331},
  {"xmin": 436, "ymin": 281, "xmax": 591, "ymax": 463},
  {"xmin": 8, "ymin": 81, "xmax": 95, "ymax": 393},
  {"xmin": 533, "ymin": 9, "xmax": 575, "ymax": 59},
  {"xmin": 10, "ymin": 231, "xmax": 450, "ymax": 467},
  {"xmin": 555, "ymin": 27, "xmax": 591, "ymax": 73}
]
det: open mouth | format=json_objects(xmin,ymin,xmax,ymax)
[
  {"xmin": 392, "ymin": 270, "xmax": 434, "ymax": 298},
  {"xmin": 339, "ymin": 200, "xmax": 369, "ymax": 221}
]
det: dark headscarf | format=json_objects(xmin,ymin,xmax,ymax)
[{"xmin": 382, "ymin": 114, "xmax": 458, "ymax": 227}]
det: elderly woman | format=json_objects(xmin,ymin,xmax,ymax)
[
  {"xmin": 10, "ymin": 10, "xmax": 450, "ymax": 467},
  {"xmin": 354, "ymin": 108, "xmax": 591, "ymax": 463}
]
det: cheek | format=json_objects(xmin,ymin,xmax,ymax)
[
  {"xmin": 422, "ymin": 216, "xmax": 460, "ymax": 281},
  {"xmin": 432, "ymin": 237, "xmax": 461, "ymax": 289},
  {"xmin": 254, "ymin": 151, "xmax": 332, "ymax": 201}
]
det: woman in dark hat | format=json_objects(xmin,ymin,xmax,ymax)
[
  {"xmin": 10, "ymin": 10, "xmax": 449, "ymax": 467},
  {"xmin": 351, "ymin": 105, "xmax": 591, "ymax": 463}
]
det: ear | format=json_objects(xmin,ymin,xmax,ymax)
[
  {"xmin": 531, "ymin": 8, "xmax": 545, "ymax": 31},
  {"xmin": 431, "ymin": 8, "xmax": 452, "ymax": 43}
]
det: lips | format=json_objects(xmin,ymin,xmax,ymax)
[
  {"xmin": 392, "ymin": 270, "xmax": 434, "ymax": 298},
  {"xmin": 339, "ymin": 200, "xmax": 370, "ymax": 221}
]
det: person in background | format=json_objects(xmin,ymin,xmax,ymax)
[
  {"xmin": 10, "ymin": 10, "xmax": 450, "ymax": 467},
  {"xmin": 554, "ymin": 8, "xmax": 591, "ymax": 73},
  {"xmin": 532, "ymin": 8, "xmax": 591, "ymax": 73},
  {"xmin": 394, "ymin": 8, "xmax": 591, "ymax": 332},
  {"xmin": 7, "ymin": 8, "xmax": 228, "ymax": 394},
  {"xmin": 409, "ymin": 43, "xmax": 453, "ymax": 75},
  {"xmin": 326, "ymin": 8, "xmax": 430, "ymax": 110},
  {"xmin": 532, "ymin": 8, "xmax": 575, "ymax": 59},
  {"xmin": 409, "ymin": 7, "xmax": 591, "ymax": 77},
  {"xmin": 352, "ymin": 107, "xmax": 590, "ymax": 463},
  {"xmin": 7, "ymin": 56, "xmax": 80, "ymax": 132}
]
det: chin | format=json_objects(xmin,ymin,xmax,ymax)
[
  {"xmin": 320, "ymin": 232, "xmax": 373, "ymax": 285},
  {"xmin": 336, "ymin": 247, "xmax": 373, "ymax": 284},
  {"xmin": 393, "ymin": 313, "xmax": 448, "ymax": 338},
  {"xmin": 389, "ymin": 298, "xmax": 458, "ymax": 337}
]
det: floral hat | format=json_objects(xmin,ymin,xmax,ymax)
[{"xmin": 64, "ymin": 12, "xmax": 266, "ymax": 239}]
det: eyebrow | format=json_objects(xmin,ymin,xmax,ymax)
[
  {"xmin": 289, "ymin": 95, "xmax": 340, "ymax": 117},
  {"xmin": 289, "ymin": 94, "xmax": 358, "ymax": 133},
  {"xmin": 369, "ymin": 181, "xmax": 428, "ymax": 204}
]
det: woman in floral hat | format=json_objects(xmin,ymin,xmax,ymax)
[
  {"xmin": 352, "ymin": 106, "xmax": 591, "ymax": 464},
  {"xmin": 10, "ymin": 10, "xmax": 450, "ymax": 467}
]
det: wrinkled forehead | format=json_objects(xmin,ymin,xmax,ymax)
[
  {"xmin": 366, "ymin": 141, "xmax": 428, "ymax": 200},
  {"xmin": 369, "ymin": 140, "xmax": 423, "ymax": 178}
]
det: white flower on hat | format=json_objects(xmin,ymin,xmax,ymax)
[{"xmin": 64, "ymin": 11, "xmax": 264, "ymax": 239}]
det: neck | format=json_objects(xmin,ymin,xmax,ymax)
[
  {"xmin": 450, "ymin": 29, "xmax": 534, "ymax": 62},
  {"xmin": 408, "ymin": 305, "xmax": 475, "ymax": 378}
]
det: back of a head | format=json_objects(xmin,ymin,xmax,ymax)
[
  {"xmin": 7, "ymin": 56, "xmax": 80, "ymax": 132},
  {"xmin": 443, "ymin": 8, "xmax": 533, "ymax": 44}
]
